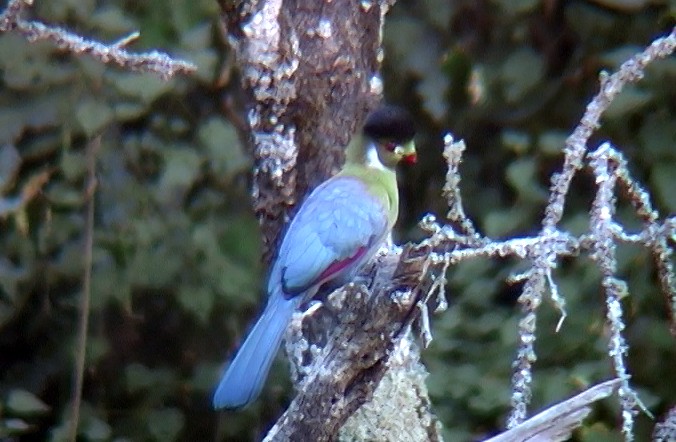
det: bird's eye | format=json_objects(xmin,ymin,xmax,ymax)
[{"xmin": 384, "ymin": 141, "xmax": 397, "ymax": 152}]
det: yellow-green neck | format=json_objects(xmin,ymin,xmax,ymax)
[{"xmin": 339, "ymin": 136, "xmax": 399, "ymax": 227}]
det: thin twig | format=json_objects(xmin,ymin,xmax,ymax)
[
  {"xmin": 441, "ymin": 134, "xmax": 484, "ymax": 245},
  {"xmin": 68, "ymin": 137, "xmax": 99, "ymax": 442}
]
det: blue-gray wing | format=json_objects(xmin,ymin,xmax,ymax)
[{"xmin": 268, "ymin": 176, "xmax": 389, "ymax": 297}]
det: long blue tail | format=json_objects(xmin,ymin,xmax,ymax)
[{"xmin": 213, "ymin": 293, "xmax": 296, "ymax": 409}]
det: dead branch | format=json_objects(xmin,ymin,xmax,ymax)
[
  {"xmin": 485, "ymin": 379, "xmax": 621, "ymax": 442},
  {"xmin": 0, "ymin": 0, "xmax": 195, "ymax": 79}
]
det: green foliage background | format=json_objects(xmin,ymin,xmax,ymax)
[{"xmin": 0, "ymin": 0, "xmax": 674, "ymax": 441}]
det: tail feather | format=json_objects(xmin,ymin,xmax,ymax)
[{"xmin": 213, "ymin": 294, "xmax": 296, "ymax": 409}]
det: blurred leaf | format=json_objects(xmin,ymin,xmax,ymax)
[
  {"xmin": 1, "ymin": 417, "xmax": 31, "ymax": 436},
  {"xmin": 85, "ymin": 336, "xmax": 111, "ymax": 365},
  {"xmin": 483, "ymin": 207, "xmax": 529, "ymax": 237},
  {"xmin": 178, "ymin": 285, "xmax": 213, "ymax": 324},
  {"xmin": 91, "ymin": 256, "xmax": 131, "ymax": 308},
  {"xmin": 384, "ymin": 17, "xmax": 446, "ymax": 117},
  {"xmin": 48, "ymin": 403, "xmax": 112, "ymax": 442},
  {"xmin": 440, "ymin": 48, "xmax": 473, "ymax": 108},
  {"xmin": 418, "ymin": 0, "xmax": 454, "ymax": 29},
  {"xmin": 125, "ymin": 363, "xmax": 177, "ymax": 394},
  {"xmin": 128, "ymin": 244, "xmax": 182, "ymax": 287},
  {"xmin": 147, "ymin": 408, "xmax": 184, "ymax": 442},
  {"xmin": 191, "ymin": 362, "xmax": 221, "ymax": 393},
  {"xmin": 183, "ymin": 49, "xmax": 217, "ymax": 83},
  {"xmin": 500, "ymin": 48, "xmax": 544, "ymax": 103},
  {"xmin": 90, "ymin": 6, "xmax": 137, "ymax": 34},
  {"xmin": 599, "ymin": 45, "xmax": 644, "ymax": 69},
  {"xmin": 651, "ymin": 163, "xmax": 676, "ymax": 211},
  {"xmin": 0, "ymin": 144, "xmax": 21, "ymax": 193},
  {"xmin": 48, "ymin": 420, "xmax": 69, "ymax": 442},
  {"xmin": 506, "ymin": 158, "xmax": 547, "ymax": 202},
  {"xmin": 45, "ymin": 183, "xmax": 83, "ymax": 208},
  {"xmin": 213, "ymin": 256, "xmax": 259, "ymax": 303},
  {"xmin": 419, "ymin": 73, "xmax": 449, "ymax": 120},
  {"xmin": 156, "ymin": 147, "xmax": 203, "ymax": 203},
  {"xmin": 59, "ymin": 150, "xmax": 87, "ymax": 182},
  {"xmin": 110, "ymin": 72, "xmax": 174, "ymax": 104},
  {"xmin": 537, "ymin": 131, "xmax": 568, "ymax": 156},
  {"xmin": 0, "ymin": 35, "xmax": 75, "ymax": 89},
  {"xmin": 125, "ymin": 363, "xmax": 156, "ymax": 392},
  {"xmin": 36, "ymin": 0, "xmax": 96, "ymax": 21},
  {"xmin": 468, "ymin": 376, "xmax": 509, "ymax": 415},
  {"xmin": 639, "ymin": 111, "xmax": 676, "ymax": 159},
  {"xmin": 80, "ymin": 414, "xmax": 112, "ymax": 442},
  {"xmin": 5, "ymin": 390, "xmax": 50, "ymax": 416},
  {"xmin": 604, "ymin": 85, "xmax": 653, "ymax": 119},
  {"xmin": 501, "ymin": 130, "xmax": 531, "ymax": 154},
  {"xmin": 218, "ymin": 215, "xmax": 261, "ymax": 265},
  {"xmin": 114, "ymin": 101, "xmax": 149, "ymax": 120},
  {"xmin": 0, "ymin": 92, "xmax": 64, "ymax": 145},
  {"xmin": 76, "ymin": 98, "xmax": 114, "ymax": 136},
  {"xmin": 198, "ymin": 117, "xmax": 249, "ymax": 180},
  {"xmin": 385, "ymin": 17, "xmax": 433, "ymax": 73},
  {"xmin": 181, "ymin": 22, "xmax": 211, "ymax": 50}
]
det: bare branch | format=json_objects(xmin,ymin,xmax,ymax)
[
  {"xmin": 486, "ymin": 379, "xmax": 621, "ymax": 442},
  {"xmin": 441, "ymin": 134, "xmax": 484, "ymax": 245},
  {"xmin": 507, "ymin": 27, "xmax": 676, "ymax": 428},
  {"xmin": 588, "ymin": 143, "xmax": 641, "ymax": 439},
  {"xmin": 543, "ymin": 26, "xmax": 676, "ymax": 229},
  {"xmin": 609, "ymin": 148, "xmax": 676, "ymax": 335},
  {"xmin": 0, "ymin": 0, "xmax": 196, "ymax": 80}
]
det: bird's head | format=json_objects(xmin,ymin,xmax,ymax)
[{"xmin": 363, "ymin": 105, "xmax": 417, "ymax": 169}]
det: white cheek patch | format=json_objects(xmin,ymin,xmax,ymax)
[{"xmin": 365, "ymin": 142, "xmax": 387, "ymax": 171}]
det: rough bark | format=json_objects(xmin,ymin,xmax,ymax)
[
  {"xmin": 267, "ymin": 245, "xmax": 441, "ymax": 442},
  {"xmin": 220, "ymin": 0, "xmax": 387, "ymax": 262}
]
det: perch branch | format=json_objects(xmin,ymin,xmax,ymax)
[{"xmin": 265, "ymin": 244, "xmax": 436, "ymax": 442}]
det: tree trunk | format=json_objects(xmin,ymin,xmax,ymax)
[{"xmin": 219, "ymin": 1, "xmax": 442, "ymax": 440}]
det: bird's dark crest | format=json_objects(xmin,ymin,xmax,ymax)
[{"xmin": 363, "ymin": 105, "xmax": 415, "ymax": 143}]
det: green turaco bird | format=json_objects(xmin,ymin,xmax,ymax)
[{"xmin": 213, "ymin": 105, "xmax": 416, "ymax": 409}]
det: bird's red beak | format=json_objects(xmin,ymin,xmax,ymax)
[{"xmin": 403, "ymin": 153, "xmax": 417, "ymax": 165}]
